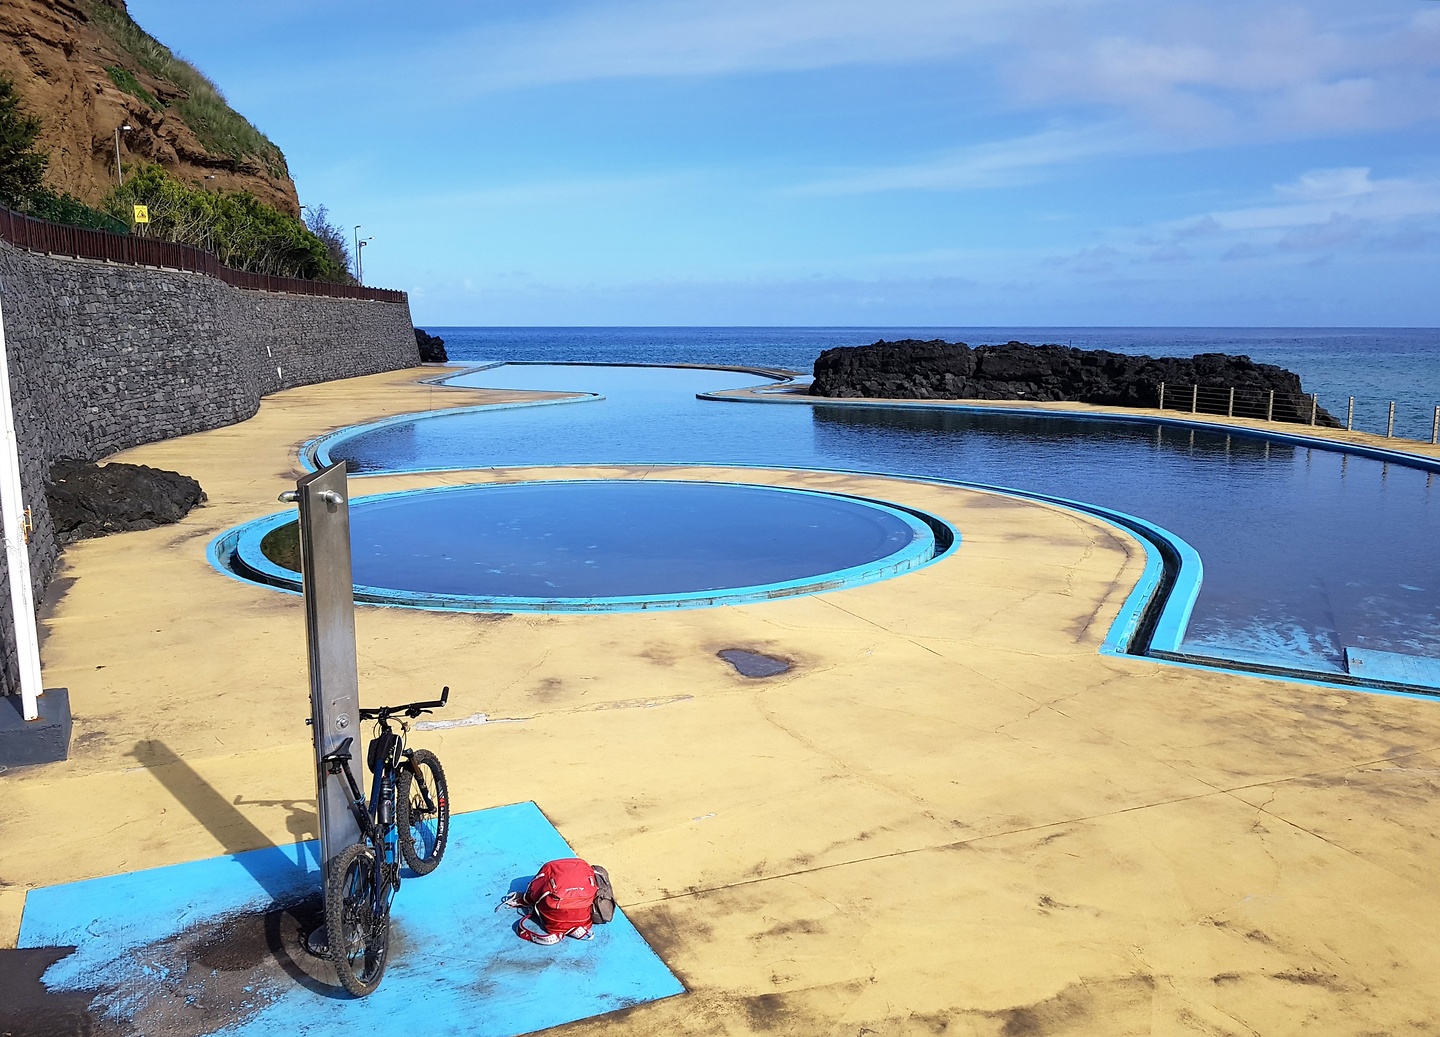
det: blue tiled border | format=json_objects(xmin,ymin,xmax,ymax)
[{"xmin": 209, "ymin": 479, "xmax": 953, "ymax": 614}]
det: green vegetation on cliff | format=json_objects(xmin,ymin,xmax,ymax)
[
  {"xmin": 105, "ymin": 66, "xmax": 160, "ymax": 111},
  {"xmin": 0, "ymin": 74, "xmax": 47, "ymax": 208},
  {"xmin": 84, "ymin": 1, "xmax": 288, "ymax": 179},
  {"xmin": 105, "ymin": 165, "xmax": 348, "ymax": 280}
]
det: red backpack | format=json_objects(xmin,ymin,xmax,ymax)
[{"xmin": 505, "ymin": 858, "xmax": 614, "ymax": 944}]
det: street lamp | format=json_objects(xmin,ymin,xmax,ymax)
[
  {"xmin": 113, "ymin": 123, "xmax": 132, "ymax": 186},
  {"xmin": 353, "ymin": 225, "xmax": 373, "ymax": 284}
]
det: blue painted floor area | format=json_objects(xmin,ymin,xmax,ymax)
[
  {"xmin": 20, "ymin": 802, "xmax": 684, "ymax": 1036},
  {"xmin": 1345, "ymin": 646, "xmax": 1440, "ymax": 690}
]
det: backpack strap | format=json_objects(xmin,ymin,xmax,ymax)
[{"xmin": 515, "ymin": 913, "xmax": 564, "ymax": 945}]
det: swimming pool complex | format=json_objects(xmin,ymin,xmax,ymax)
[{"xmin": 218, "ymin": 362, "xmax": 1439, "ymax": 694}]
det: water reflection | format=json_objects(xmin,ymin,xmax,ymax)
[{"xmin": 811, "ymin": 405, "xmax": 1295, "ymax": 464}]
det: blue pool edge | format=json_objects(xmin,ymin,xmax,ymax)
[{"xmin": 209, "ymin": 478, "xmax": 954, "ymax": 614}]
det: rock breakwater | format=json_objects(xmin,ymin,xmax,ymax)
[{"xmin": 810, "ymin": 339, "xmax": 1339, "ymax": 426}]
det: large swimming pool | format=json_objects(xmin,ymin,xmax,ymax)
[{"xmin": 313, "ymin": 363, "xmax": 1440, "ymax": 685}]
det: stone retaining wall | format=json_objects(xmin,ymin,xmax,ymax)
[{"xmin": 0, "ymin": 239, "xmax": 419, "ymax": 695}]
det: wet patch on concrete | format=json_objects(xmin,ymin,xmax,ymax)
[
  {"xmin": 754, "ymin": 918, "xmax": 826, "ymax": 940},
  {"xmin": 718, "ymin": 649, "xmax": 791, "ymax": 679},
  {"xmin": 978, "ymin": 973, "xmax": 1157, "ymax": 1036},
  {"xmin": 0, "ymin": 898, "xmax": 335, "ymax": 1037},
  {"xmin": 0, "ymin": 946, "xmax": 96, "ymax": 1037},
  {"xmin": 69, "ymin": 730, "xmax": 111, "ymax": 754},
  {"xmin": 742, "ymin": 991, "xmax": 793, "ymax": 1031},
  {"xmin": 528, "ymin": 677, "xmax": 567, "ymax": 704},
  {"xmin": 86, "ymin": 895, "xmax": 330, "ymax": 1037}
]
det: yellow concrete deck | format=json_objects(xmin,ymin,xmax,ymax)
[{"xmin": 6, "ymin": 366, "xmax": 1440, "ymax": 1034}]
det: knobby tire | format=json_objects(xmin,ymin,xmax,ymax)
[
  {"xmin": 325, "ymin": 842, "xmax": 389, "ymax": 997},
  {"xmin": 397, "ymin": 748, "xmax": 450, "ymax": 875}
]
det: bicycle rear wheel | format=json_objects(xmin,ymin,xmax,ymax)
[
  {"xmin": 397, "ymin": 748, "xmax": 450, "ymax": 875},
  {"xmin": 325, "ymin": 842, "xmax": 389, "ymax": 997}
]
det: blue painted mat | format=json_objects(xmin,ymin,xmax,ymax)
[{"xmin": 19, "ymin": 802, "xmax": 683, "ymax": 1036}]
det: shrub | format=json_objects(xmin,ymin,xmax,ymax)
[
  {"xmin": 0, "ymin": 74, "xmax": 49, "ymax": 210},
  {"xmin": 301, "ymin": 205, "xmax": 356, "ymax": 284},
  {"xmin": 106, "ymin": 165, "xmax": 346, "ymax": 280},
  {"xmin": 24, "ymin": 191, "xmax": 129, "ymax": 233},
  {"xmin": 0, "ymin": 73, "xmax": 127, "ymax": 232}
]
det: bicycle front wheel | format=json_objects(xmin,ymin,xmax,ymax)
[
  {"xmin": 325, "ymin": 842, "xmax": 390, "ymax": 997},
  {"xmin": 397, "ymin": 748, "xmax": 450, "ymax": 875}
]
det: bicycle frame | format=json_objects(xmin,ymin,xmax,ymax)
[
  {"xmin": 320, "ymin": 689, "xmax": 449, "ymax": 924},
  {"xmin": 317, "ymin": 688, "xmax": 449, "ymax": 996}
]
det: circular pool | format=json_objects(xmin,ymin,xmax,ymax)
[{"xmin": 218, "ymin": 480, "xmax": 952, "ymax": 612}]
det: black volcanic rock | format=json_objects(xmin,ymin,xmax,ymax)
[
  {"xmin": 810, "ymin": 339, "xmax": 1339, "ymax": 426},
  {"xmin": 46, "ymin": 460, "xmax": 206, "ymax": 544},
  {"xmin": 415, "ymin": 328, "xmax": 448, "ymax": 363}
]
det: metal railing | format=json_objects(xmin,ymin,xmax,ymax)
[
  {"xmin": 0, "ymin": 205, "xmax": 406, "ymax": 304},
  {"xmin": 1157, "ymin": 381, "xmax": 1440, "ymax": 445}
]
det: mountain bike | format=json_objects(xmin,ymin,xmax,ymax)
[{"xmin": 320, "ymin": 686, "xmax": 451, "ymax": 997}]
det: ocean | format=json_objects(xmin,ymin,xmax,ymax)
[{"xmin": 425, "ymin": 326, "xmax": 1440, "ymax": 442}]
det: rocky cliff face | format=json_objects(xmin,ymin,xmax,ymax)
[
  {"xmin": 0, "ymin": 0, "xmax": 300, "ymax": 215},
  {"xmin": 811, "ymin": 339, "xmax": 1341, "ymax": 426}
]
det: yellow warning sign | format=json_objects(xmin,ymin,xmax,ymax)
[{"xmin": 132, "ymin": 204, "xmax": 150, "ymax": 224}]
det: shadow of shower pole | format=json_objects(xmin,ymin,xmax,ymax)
[{"xmin": 128, "ymin": 739, "xmax": 317, "ymax": 904}]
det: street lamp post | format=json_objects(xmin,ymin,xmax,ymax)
[
  {"xmin": 113, "ymin": 123, "xmax": 132, "ymax": 186},
  {"xmin": 352, "ymin": 227, "xmax": 374, "ymax": 285}
]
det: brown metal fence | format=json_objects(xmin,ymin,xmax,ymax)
[{"xmin": 0, "ymin": 205, "xmax": 407, "ymax": 304}]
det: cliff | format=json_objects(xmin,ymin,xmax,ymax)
[
  {"xmin": 0, "ymin": 0, "xmax": 300, "ymax": 215},
  {"xmin": 811, "ymin": 339, "xmax": 1342, "ymax": 427}
]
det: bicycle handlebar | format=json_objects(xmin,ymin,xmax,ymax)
[{"xmin": 358, "ymin": 686, "xmax": 450, "ymax": 721}]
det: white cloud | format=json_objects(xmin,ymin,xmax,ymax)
[
  {"xmin": 1033, "ymin": 164, "xmax": 1440, "ymax": 279},
  {"xmin": 1069, "ymin": 166, "xmax": 1440, "ymax": 271},
  {"xmin": 1005, "ymin": 3, "xmax": 1440, "ymax": 142},
  {"xmin": 443, "ymin": 0, "xmax": 1102, "ymax": 92},
  {"xmin": 229, "ymin": 0, "xmax": 1094, "ymax": 106},
  {"xmin": 795, "ymin": 123, "xmax": 1141, "ymax": 195},
  {"xmin": 1275, "ymin": 167, "xmax": 1376, "ymax": 202},
  {"xmin": 1207, "ymin": 169, "xmax": 1440, "ymax": 234}
]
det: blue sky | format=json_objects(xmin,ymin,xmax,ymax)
[{"xmin": 127, "ymin": 0, "xmax": 1440, "ymax": 326}]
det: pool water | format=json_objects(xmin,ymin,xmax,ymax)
[
  {"xmin": 320, "ymin": 363, "xmax": 1440, "ymax": 678},
  {"xmin": 235, "ymin": 480, "xmax": 944, "ymax": 609}
]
